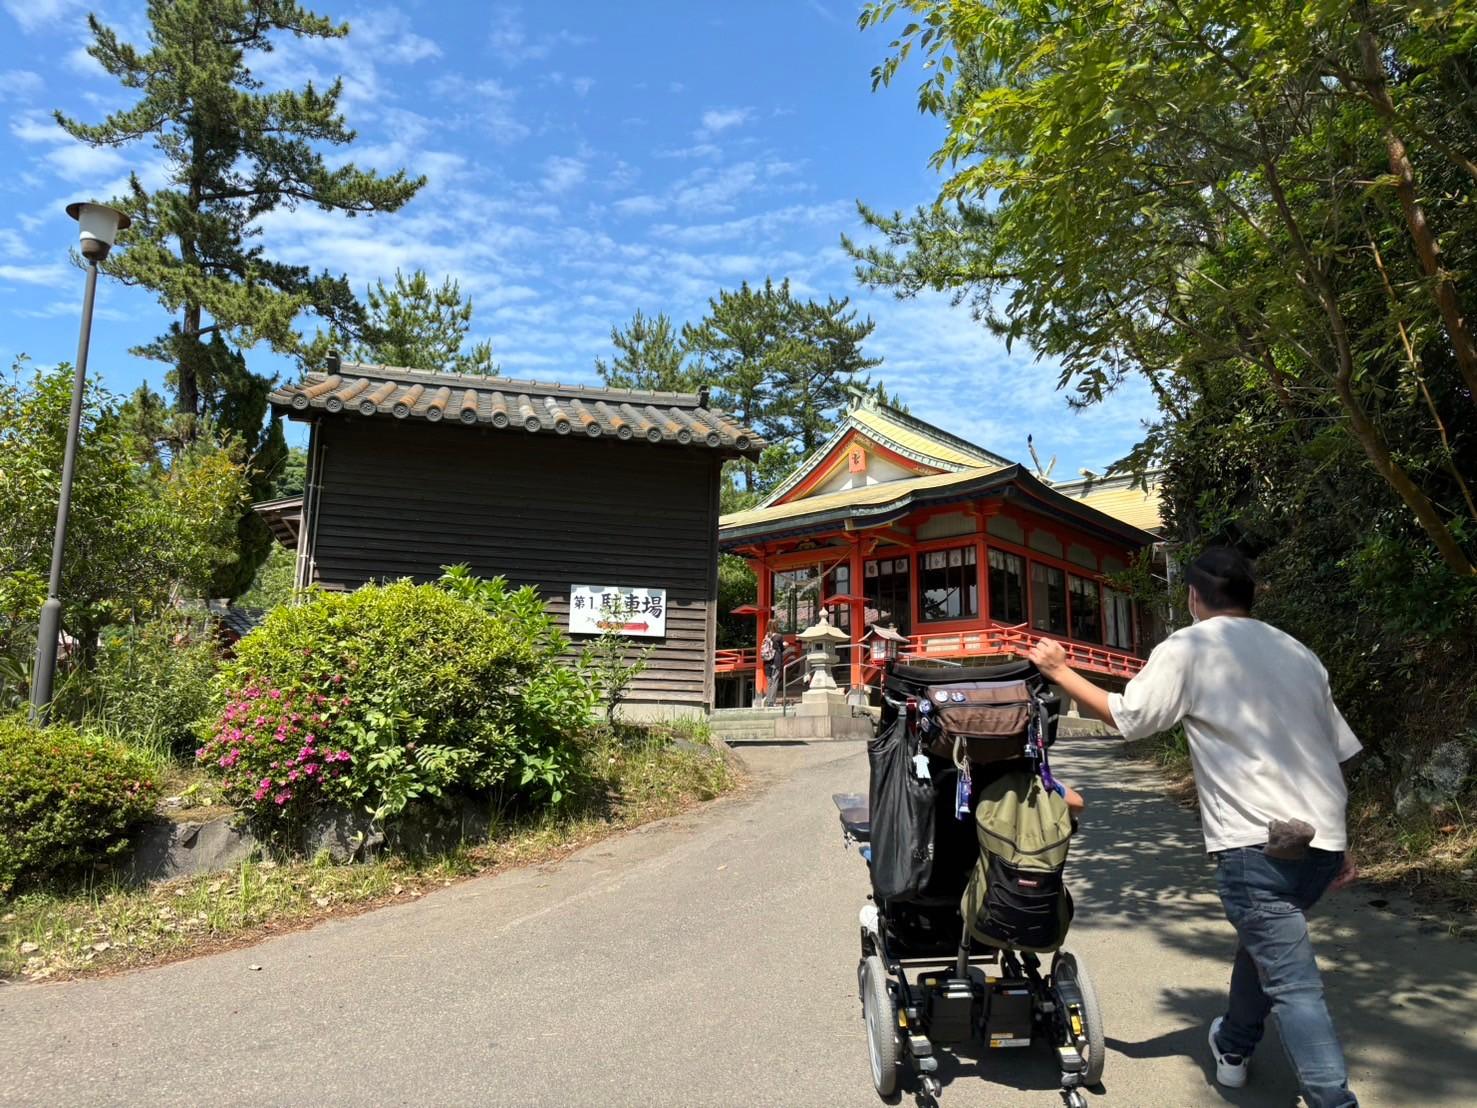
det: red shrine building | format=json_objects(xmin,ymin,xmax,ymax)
[{"xmin": 715, "ymin": 399, "xmax": 1163, "ymax": 706}]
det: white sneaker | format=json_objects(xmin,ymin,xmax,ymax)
[{"xmin": 1209, "ymin": 1017, "xmax": 1249, "ymax": 1088}]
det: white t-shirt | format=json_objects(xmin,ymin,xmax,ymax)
[{"xmin": 1107, "ymin": 616, "xmax": 1362, "ymax": 853}]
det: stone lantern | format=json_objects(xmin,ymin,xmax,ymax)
[
  {"xmin": 796, "ymin": 610, "xmax": 849, "ymax": 691},
  {"xmin": 774, "ymin": 612, "xmax": 873, "ymax": 742}
]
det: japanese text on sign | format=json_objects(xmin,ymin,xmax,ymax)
[{"xmin": 569, "ymin": 585, "xmax": 667, "ymax": 637}]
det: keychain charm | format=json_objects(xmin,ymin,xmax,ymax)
[
  {"xmin": 955, "ymin": 760, "xmax": 972, "ymax": 819},
  {"xmin": 912, "ymin": 752, "xmax": 932, "ymax": 781}
]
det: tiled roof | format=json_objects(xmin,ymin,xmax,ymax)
[
  {"xmin": 724, "ymin": 467, "xmax": 1002, "ymax": 531},
  {"xmin": 269, "ymin": 362, "xmax": 764, "ymax": 455},
  {"xmin": 758, "ymin": 400, "xmax": 1012, "ymax": 507},
  {"xmin": 720, "ymin": 464, "xmax": 1160, "ymax": 549},
  {"xmin": 1052, "ymin": 473, "xmax": 1164, "ymax": 533},
  {"xmin": 849, "ymin": 405, "xmax": 1010, "ymax": 470}
]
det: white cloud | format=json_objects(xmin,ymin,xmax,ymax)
[
  {"xmin": 651, "ymin": 201, "xmax": 853, "ymax": 246},
  {"xmin": 488, "ymin": 8, "xmax": 590, "ymax": 66},
  {"xmin": 361, "ymin": 12, "xmax": 441, "ymax": 64},
  {"xmin": 432, "ymin": 76, "xmax": 531, "ymax": 144},
  {"xmin": 45, "ymin": 143, "xmax": 128, "ymax": 183},
  {"xmin": 696, "ymin": 107, "xmax": 753, "ymax": 138},
  {"xmin": 10, "ymin": 110, "xmax": 68, "ymax": 144},
  {"xmin": 65, "ymin": 44, "xmax": 102, "ymax": 77},
  {"xmin": 572, "ymin": 76, "xmax": 595, "ymax": 97},
  {"xmin": 0, "ymin": 70, "xmax": 43, "ymax": 101},
  {"xmin": 12, "ymin": 297, "xmax": 128, "ymax": 321},
  {"xmin": 541, "ymin": 155, "xmax": 587, "ymax": 194},
  {"xmin": 672, "ymin": 161, "xmax": 761, "ymax": 214},
  {"xmin": 806, "ymin": 0, "xmax": 843, "ymax": 24},
  {"xmin": 655, "ymin": 142, "xmax": 721, "ymax": 161},
  {"xmin": 0, "ymin": 262, "xmax": 73, "ymax": 288},
  {"xmin": 0, "ymin": 228, "xmax": 29, "ymax": 259},
  {"xmin": 252, "ymin": 7, "xmax": 441, "ymax": 111},
  {"xmin": 2, "ymin": 0, "xmax": 84, "ymax": 34},
  {"xmin": 613, "ymin": 195, "xmax": 665, "ymax": 217}
]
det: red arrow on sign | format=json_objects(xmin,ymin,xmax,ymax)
[{"xmin": 622, "ymin": 622, "xmax": 649, "ymax": 632}]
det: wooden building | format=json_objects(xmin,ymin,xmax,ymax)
[
  {"xmin": 260, "ymin": 359, "xmax": 762, "ymax": 717},
  {"xmin": 715, "ymin": 399, "xmax": 1161, "ymax": 704}
]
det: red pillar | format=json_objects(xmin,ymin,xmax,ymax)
[
  {"xmin": 848, "ymin": 535, "xmax": 864, "ymax": 690},
  {"xmin": 754, "ymin": 555, "xmax": 771, "ymax": 700}
]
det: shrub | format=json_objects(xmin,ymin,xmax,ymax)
[
  {"xmin": 66, "ymin": 615, "xmax": 222, "ymax": 758},
  {"xmin": 0, "ymin": 713, "xmax": 161, "ymax": 896},
  {"xmin": 200, "ymin": 574, "xmax": 595, "ymax": 836},
  {"xmin": 580, "ymin": 628, "xmax": 654, "ymax": 722}
]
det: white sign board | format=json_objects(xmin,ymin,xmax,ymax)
[{"xmin": 569, "ymin": 585, "xmax": 667, "ymax": 637}]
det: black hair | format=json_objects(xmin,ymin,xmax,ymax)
[{"xmin": 1186, "ymin": 546, "xmax": 1256, "ymax": 613}]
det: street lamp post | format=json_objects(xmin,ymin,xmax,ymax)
[{"xmin": 29, "ymin": 201, "xmax": 129, "ymax": 722}]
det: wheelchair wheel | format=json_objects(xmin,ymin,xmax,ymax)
[
  {"xmin": 860, "ymin": 954, "xmax": 900, "ymax": 1096},
  {"xmin": 1054, "ymin": 951, "xmax": 1105, "ymax": 1085}
]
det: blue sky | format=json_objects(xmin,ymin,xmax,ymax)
[{"xmin": 0, "ymin": 0, "xmax": 1156, "ymax": 475}]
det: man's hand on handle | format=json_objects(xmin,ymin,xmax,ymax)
[
  {"xmin": 1027, "ymin": 637, "xmax": 1069, "ymax": 679},
  {"xmin": 1027, "ymin": 636, "xmax": 1117, "ymax": 728}
]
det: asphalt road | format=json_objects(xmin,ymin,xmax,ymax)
[{"xmin": 3, "ymin": 739, "xmax": 1474, "ymax": 1108}]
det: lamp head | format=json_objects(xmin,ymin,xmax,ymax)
[{"xmin": 66, "ymin": 201, "xmax": 130, "ymax": 263}]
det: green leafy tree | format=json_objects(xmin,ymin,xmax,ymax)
[
  {"xmin": 120, "ymin": 339, "xmax": 289, "ymax": 598},
  {"xmin": 595, "ymin": 310, "xmax": 700, "ymax": 392},
  {"xmin": 239, "ymin": 543, "xmax": 297, "ymax": 610},
  {"xmin": 853, "ymin": 0, "xmax": 1476, "ymax": 576},
  {"xmin": 0, "ymin": 361, "xmax": 248, "ymax": 683},
  {"xmin": 57, "ymin": 0, "xmax": 425, "ymax": 424},
  {"xmin": 349, "ymin": 269, "xmax": 498, "ymax": 375}
]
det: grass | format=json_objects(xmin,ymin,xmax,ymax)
[
  {"xmin": 1, "ymin": 724, "xmax": 742, "ymax": 983},
  {"xmin": 1122, "ymin": 728, "xmax": 1477, "ymax": 916}
]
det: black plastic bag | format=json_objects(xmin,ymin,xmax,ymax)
[{"xmin": 868, "ymin": 714, "xmax": 937, "ymax": 903}]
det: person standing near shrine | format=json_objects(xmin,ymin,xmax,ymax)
[{"xmin": 760, "ymin": 626, "xmax": 787, "ymax": 707}]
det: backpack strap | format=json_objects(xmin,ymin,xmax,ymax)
[{"xmin": 1028, "ymin": 695, "xmax": 1062, "ymax": 797}]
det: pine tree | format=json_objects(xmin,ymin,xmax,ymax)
[
  {"xmin": 682, "ymin": 279, "xmax": 804, "ymax": 489},
  {"xmin": 349, "ymin": 269, "xmax": 498, "ymax": 374},
  {"xmin": 57, "ymin": 1, "xmax": 425, "ymax": 424},
  {"xmin": 594, "ymin": 310, "xmax": 699, "ymax": 392},
  {"xmin": 778, "ymin": 296, "xmax": 883, "ymax": 453},
  {"xmin": 684, "ymin": 279, "xmax": 890, "ymax": 490}
]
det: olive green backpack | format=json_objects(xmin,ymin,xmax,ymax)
[{"xmin": 961, "ymin": 768, "xmax": 1074, "ymax": 953}]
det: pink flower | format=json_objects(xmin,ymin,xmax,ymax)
[{"xmin": 269, "ymin": 689, "xmax": 283, "ymax": 700}]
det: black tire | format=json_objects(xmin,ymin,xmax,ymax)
[
  {"xmin": 1055, "ymin": 950, "xmax": 1106, "ymax": 1086},
  {"xmin": 861, "ymin": 954, "xmax": 900, "ymax": 1097}
]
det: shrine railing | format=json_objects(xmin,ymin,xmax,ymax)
[
  {"xmin": 903, "ymin": 625, "xmax": 1144, "ymax": 678},
  {"xmin": 713, "ymin": 647, "xmax": 758, "ymax": 674},
  {"xmin": 713, "ymin": 626, "xmax": 1143, "ymax": 681}
]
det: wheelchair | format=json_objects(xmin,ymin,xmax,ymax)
[{"xmin": 834, "ymin": 661, "xmax": 1106, "ymax": 1106}]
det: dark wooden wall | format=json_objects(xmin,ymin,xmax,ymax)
[{"xmin": 303, "ymin": 417, "xmax": 722, "ymax": 712}]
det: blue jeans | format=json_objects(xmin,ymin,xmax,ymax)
[{"xmin": 1215, "ymin": 846, "xmax": 1358, "ymax": 1108}]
